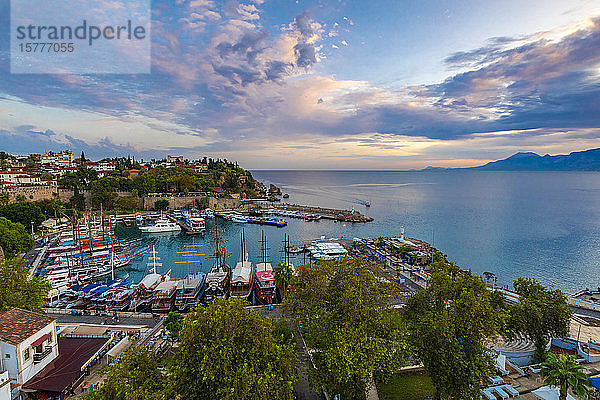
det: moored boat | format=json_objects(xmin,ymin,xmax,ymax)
[
  {"xmin": 175, "ymin": 272, "xmax": 206, "ymax": 311},
  {"xmin": 139, "ymin": 217, "xmax": 181, "ymax": 233}
]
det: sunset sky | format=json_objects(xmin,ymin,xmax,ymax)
[{"xmin": 1, "ymin": 0, "xmax": 600, "ymax": 169}]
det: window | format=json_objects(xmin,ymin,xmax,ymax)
[
  {"xmin": 4, "ymin": 354, "xmax": 9, "ymax": 359},
  {"xmin": 23, "ymin": 348, "xmax": 30, "ymax": 361}
]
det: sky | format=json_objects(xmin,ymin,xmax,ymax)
[{"xmin": 1, "ymin": 0, "xmax": 600, "ymax": 169}]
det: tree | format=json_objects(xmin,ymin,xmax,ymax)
[
  {"xmin": 507, "ymin": 277, "xmax": 571, "ymax": 361},
  {"xmin": 154, "ymin": 199, "xmax": 169, "ymax": 211},
  {"xmin": 89, "ymin": 181, "xmax": 118, "ymax": 210},
  {"xmin": 70, "ymin": 189, "xmax": 86, "ymax": 211},
  {"xmin": 170, "ymin": 298, "xmax": 297, "ymax": 400},
  {"xmin": 115, "ymin": 196, "xmax": 140, "ymax": 211},
  {"xmin": 0, "ymin": 192, "xmax": 9, "ymax": 206},
  {"xmin": 0, "ymin": 258, "xmax": 50, "ymax": 312},
  {"xmin": 80, "ymin": 151, "xmax": 86, "ymax": 162},
  {"xmin": 541, "ymin": 353, "xmax": 591, "ymax": 400},
  {"xmin": 0, "ymin": 201, "xmax": 45, "ymax": 230},
  {"xmin": 403, "ymin": 266, "xmax": 506, "ymax": 400},
  {"xmin": 282, "ymin": 258, "xmax": 407, "ymax": 399},
  {"xmin": 164, "ymin": 311, "xmax": 182, "ymax": 340},
  {"xmin": 274, "ymin": 262, "xmax": 293, "ymax": 298},
  {"xmin": 80, "ymin": 344, "xmax": 166, "ymax": 400},
  {"xmin": 482, "ymin": 271, "xmax": 497, "ymax": 285},
  {"xmin": 0, "ymin": 217, "xmax": 33, "ymax": 258}
]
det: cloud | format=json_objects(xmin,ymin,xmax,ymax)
[{"xmin": 0, "ymin": 1, "xmax": 599, "ymax": 169}]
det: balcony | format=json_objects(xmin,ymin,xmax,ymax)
[{"xmin": 33, "ymin": 347, "xmax": 52, "ymax": 363}]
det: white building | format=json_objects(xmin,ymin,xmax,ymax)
[
  {"xmin": 0, "ymin": 309, "xmax": 57, "ymax": 399},
  {"xmin": 40, "ymin": 151, "xmax": 73, "ymax": 167},
  {"xmin": 0, "ymin": 371, "xmax": 10, "ymax": 400}
]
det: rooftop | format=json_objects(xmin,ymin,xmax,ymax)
[
  {"xmin": 22, "ymin": 337, "xmax": 109, "ymax": 394},
  {"xmin": 0, "ymin": 308, "xmax": 55, "ymax": 345}
]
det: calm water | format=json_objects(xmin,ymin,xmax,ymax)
[{"xmin": 118, "ymin": 170, "xmax": 600, "ymax": 294}]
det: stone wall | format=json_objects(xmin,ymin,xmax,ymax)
[
  {"xmin": 2, "ymin": 186, "xmax": 61, "ymax": 202},
  {"xmin": 141, "ymin": 195, "xmax": 241, "ymax": 211}
]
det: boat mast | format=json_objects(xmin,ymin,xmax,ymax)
[{"xmin": 259, "ymin": 230, "xmax": 269, "ymax": 264}]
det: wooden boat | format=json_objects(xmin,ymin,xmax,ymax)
[
  {"xmin": 254, "ymin": 263, "xmax": 276, "ymax": 304},
  {"xmin": 152, "ymin": 281, "xmax": 178, "ymax": 312},
  {"xmin": 231, "ymin": 230, "xmax": 253, "ymax": 300},
  {"xmin": 175, "ymin": 273, "xmax": 206, "ymax": 311},
  {"xmin": 203, "ymin": 225, "xmax": 231, "ymax": 303}
]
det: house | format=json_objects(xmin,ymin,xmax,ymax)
[
  {"xmin": 127, "ymin": 169, "xmax": 140, "ymax": 178},
  {"xmin": 40, "ymin": 151, "xmax": 73, "ymax": 167},
  {"xmin": 167, "ymin": 155, "xmax": 184, "ymax": 163},
  {"xmin": 0, "ymin": 309, "xmax": 57, "ymax": 399},
  {"xmin": 195, "ymin": 163, "xmax": 208, "ymax": 172},
  {"xmin": 1, "ymin": 371, "xmax": 10, "ymax": 400}
]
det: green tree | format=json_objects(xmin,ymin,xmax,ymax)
[
  {"xmin": 115, "ymin": 196, "xmax": 140, "ymax": 211},
  {"xmin": 282, "ymin": 258, "xmax": 407, "ymax": 399},
  {"xmin": 70, "ymin": 189, "xmax": 86, "ymax": 211},
  {"xmin": 541, "ymin": 353, "xmax": 591, "ymax": 400},
  {"xmin": 507, "ymin": 277, "xmax": 571, "ymax": 361},
  {"xmin": 154, "ymin": 199, "xmax": 169, "ymax": 211},
  {"xmin": 76, "ymin": 165, "xmax": 98, "ymax": 187},
  {"xmin": 170, "ymin": 298, "xmax": 297, "ymax": 400},
  {"xmin": 80, "ymin": 344, "xmax": 166, "ymax": 400},
  {"xmin": 89, "ymin": 181, "xmax": 118, "ymax": 210},
  {"xmin": 403, "ymin": 266, "xmax": 506, "ymax": 400},
  {"xmin": 0, "ymin": 192, "xmax": 9, "ymax": 206},
  {"xmin": 0, "ymin": 258, "xmax": 50, "ymax": 312},
  {"xmin": 164, "ymin": 311, "xmax": 182, "ymax": 340},
  {"xmin": 274, "ymin": 262, "xmax": 293, "ymax": 298},
  {"xmin": 58, "ymin": 172, "xmax": 80, "ymax": 190},
  {"xmin": 0, "ymin": 217, "xmax": 33, "ymax": 258},
  {"xmin": 0, "ymin": 201, "xmax": 45, "ymax": 230}
]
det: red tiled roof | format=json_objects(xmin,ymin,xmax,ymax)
[{"xmin": 0, "ymin": 308, "xmax": 54, "ymax": 345}]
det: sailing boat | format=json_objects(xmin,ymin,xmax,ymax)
[
  {"xmin": 130, "ymin": 246, "xmax": 170, "ymax": 312},
  {"xmin": 254, "ymin": 230, "xmax": 276, "ymax": 304},
  {"xmin": 174, "ymin": 244, "xmax": 206, "ymax": 311},
  {"xmin": 230, "ymin": 229, "xmax": 253, "ymax": 300},
  {"xmin": 203, "ymin": 224, "xmax": 231, "ymax": 303}
]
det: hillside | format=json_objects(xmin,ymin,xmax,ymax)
[{"xmin": 469, "ymin": 148, "xmax": 600, "ymax": 171}]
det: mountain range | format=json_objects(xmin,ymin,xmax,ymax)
[{"xmin": 423, "ymin": 148, "xmax": 600, "ymax": 171}]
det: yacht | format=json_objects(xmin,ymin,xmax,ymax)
[
  {"xmin": 254, "ymin": 231, "xmax": 276, "ymax": 304},
  {"xmin": 203, "ymin": 225, "xmax": 231, "ymax": 303},
  {"xmin": 139, "ymin": 217, "xmax": 181, "ymax": 233},
  {"xmin": 230, "ymin": 230, "xmax": 253, "ymax": 300},
  {"xmin": 130, "ymin": 246, "xmax": 171, "ymax": 311},
  {"xmin": 175, "ymin": 272, "xmax": 206, "ymax": 311}
]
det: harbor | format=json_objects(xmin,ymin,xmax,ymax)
[{"xmin": 26, "ymin": 199, "xmax": 431, "ymax": 317}]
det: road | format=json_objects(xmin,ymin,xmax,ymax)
[{"xmin": 47, "ymin": 312, "xmax": 159, "ymax": 327}]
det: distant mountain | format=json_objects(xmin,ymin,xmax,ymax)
[{"xmin": 468, "ymin": 148, "xmax": 600, "ymax": 171}]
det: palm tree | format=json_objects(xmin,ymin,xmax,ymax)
[
  {"xmin": 541, "ymin": 353, "xmax": 592, "ymax": 400},
  {"xmin": 274, "ymin": 262, "xmax": 293, "ymax": 298}
]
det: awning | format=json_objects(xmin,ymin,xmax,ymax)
[
  {"xmin": 31, "ymin": 334, "xmax": 51, "ymax": 347},
  {"xmin": 590, "ymin": 376, "xmax": 600, "ymax": 390}
]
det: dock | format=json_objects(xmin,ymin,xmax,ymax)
[{"xmin": 254, "ymin": 203, "xmax": 373, "ymax": 223}]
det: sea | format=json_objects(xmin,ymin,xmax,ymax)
[{"xmin": 117, "ymin": 170, "xmax": 600, "ymax": 294}]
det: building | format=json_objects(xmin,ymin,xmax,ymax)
[
  {"xmin": 127, "ymin": 169, "xmax": 141, "ymax": 178},
  {"xmin": 0, "ymin": 171, "xmax": 41, "ymax": 186},
  {"xmin": 1, "ymin": 371, "xmax": 10, "ymax": 400},
  {"xmin": 0, "ymin": 309, "xmax": 57, "ymax": 399},
  {"xmin": 167, "ymin": 155, "xmax": 184, "ymax": 164},
  {"xmin": 40, "ymin": 151, "xmax": 73, "ymax": 167}
]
